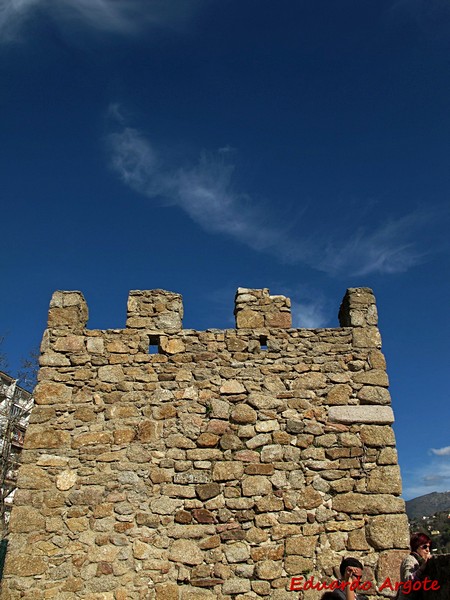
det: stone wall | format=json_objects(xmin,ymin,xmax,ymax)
[{"xmin": 1, "ymin": 287, "xmax": 411, "ymax": 599}]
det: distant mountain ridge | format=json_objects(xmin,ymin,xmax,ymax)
[{"xmin": 406, "ymin": 491, "xmax": 450, "ymax": 519}]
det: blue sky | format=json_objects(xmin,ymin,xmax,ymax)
[{"xmin": 1, "ymin": 0, "xmax": 449, "ymax": 500}]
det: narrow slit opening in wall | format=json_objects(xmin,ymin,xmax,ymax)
[
  {"xmin": 259, "ymin": 336, "xmax": 268, "ymax": 351},
  {"xmin": 148, "ymin": 335, "xmax": 160, "ymax": 355}
]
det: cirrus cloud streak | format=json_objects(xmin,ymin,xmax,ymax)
[
  {"xmin": 0, "ymin": 0, "xmax": 202, "ymax": 42},
  {"xmin": 107, "ymin": 116, "xmax": 439, "ymax": 277},
  {"xmin": 431, "ymin": 446, "xmax": 450, "ymax": 457},
  {"xmin": 402, "ymin": 449, "xmax": 450, "ymax": 499}
]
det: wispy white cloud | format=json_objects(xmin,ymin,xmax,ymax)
[
  {"xmin": 108, "ymin": 125, "xmax": 294, "ymax": 256},
  {"xmin": 109, "ymin": 127, "xmax": 163, "ymax": 197},
  {"xmin": 431, "ymin": 446, "xmax": 450, "ymax": 457},
  {"xmin": 402, "ymin": 454, "xmax": 450, "ymax": 500},
  {"xmin": 291, "ymin": 298, "xmax": 329, "ymax": 329},
  {"xmin": 317, "ymin": 214, "xmax": 429, "ymax": 276},
  {"xmin": 107, "ymin": 112, "xmax": 442, "ymax": 277},
  {"xmin": 0, "ymin": 0, "xmax": 202, "ymax": 43},
  {"xmin": 0, "ymin": 0, "xmax": 37, "ymax": 43}
]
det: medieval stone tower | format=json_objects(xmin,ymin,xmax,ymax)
[{"xmin": 1, "ymin": 287, "xmax": 411, "ymax": 599}]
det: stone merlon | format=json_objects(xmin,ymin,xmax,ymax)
[{"xmin": 234, "ymin": 287, "xmax": 292, "ymax": 329}]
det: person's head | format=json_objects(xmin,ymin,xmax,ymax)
[
  {"xmin": 410, "ymin": 532, "xmax": 432, "ymax": 559},
  {"xmin": 339, "ymin": 557, "xmax": 363, "ymax": 579},
  {"xmin": 321, "ymin": 593, "xmax": 341, "ymax": 600}
]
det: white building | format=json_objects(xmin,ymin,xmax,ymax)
[{"xmin": 0, "ymin": 372, "xmax": 34, "ymax": 523}]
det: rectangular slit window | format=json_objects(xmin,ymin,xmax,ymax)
[
  {"xmin": 149, "ymin": 335, "xmax": 160, "ymax": 355},
  {"xmin": 259, "ymin": 336, "xmax": 268, "ymax": 351}
]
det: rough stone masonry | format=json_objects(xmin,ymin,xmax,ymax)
[{"xmin": 1, "ymin": 287, "xmax": 413, "ymax": 600}]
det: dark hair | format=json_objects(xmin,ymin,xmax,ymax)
[
  {"xmin": 410, "ymin": 532, "xmax": 432, "ymax": 552},
  {"xmin": 321, "ymin": 593, "xmax": 342, "ymax": 600},
  {"xmin": 339, "ymin": 556, "xmax": 364, "ymax": 577}
]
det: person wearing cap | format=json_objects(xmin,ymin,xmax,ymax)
[{"xmin": 325, "ymin": 557, "xmax": 365, "ymax": 600}]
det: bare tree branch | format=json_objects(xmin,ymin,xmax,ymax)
[
  {"xmin": 17, "ymin": 346, "xmax": 40, "ymax": 393},
  {"xmin": 0, "ymin": 336, "xmax": 8, "ymax": 373}
]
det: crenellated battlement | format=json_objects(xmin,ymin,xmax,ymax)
[
  {"xmin": 46, "ymin": 286, "xmax": 378, "ymax": 335},
  {"xmin": 2, "ymin": 286, "xmax": 413, "ymax": 600}
]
